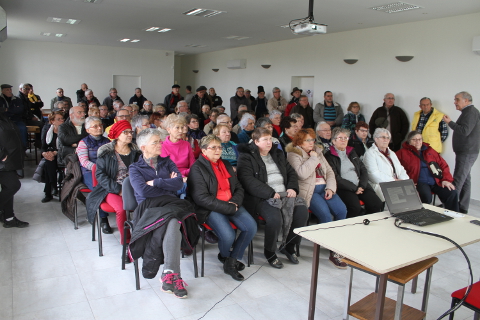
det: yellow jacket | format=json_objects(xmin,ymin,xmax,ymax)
[{"xmin": 411, "ymin": 108, "xmax": 444, "ymax": 153}]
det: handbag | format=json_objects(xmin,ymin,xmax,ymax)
[
  {"xmin": 409, "ymin": 149, "xmax": 443, "ymax": 179},
  {"xmin": 32, "ymin": 158, "xmax": 46, "ymax": 183}
]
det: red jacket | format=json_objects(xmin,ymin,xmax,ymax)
[{"xmin": 396, "ymin": 141, "xmax": 453, "ymax": 186}]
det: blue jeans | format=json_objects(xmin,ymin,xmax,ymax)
[
  {"xmin": 309, "ymin": 184, "xmax": 347, "ymax": 223},
  {"xmin": 206, "ymin": 206, "xmax": 257, "ymax": 260}
]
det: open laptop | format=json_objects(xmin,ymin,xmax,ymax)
[{"xmin": 380, "ymin": 179, "xmax": 453, "ymax": 226}]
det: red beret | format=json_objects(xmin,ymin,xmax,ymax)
[{"xmin": 108, "ymin": 120, "xmax": 132, "ymax": 140}]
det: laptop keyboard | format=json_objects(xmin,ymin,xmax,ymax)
[{"xmin": 398, "ymin": 209, "xmax": 449, "ymax": 225}]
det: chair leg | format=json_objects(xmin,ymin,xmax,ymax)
[
  {"xmin": 473, "ymin": 311, "xmax": 479, "ymax": 320},
  {"xmin": 449, "ymin": 298, "xmax": 458, "ymax": 320},
  {"xmin": 121, "ymin": 222, "xmax": 129, "ymax": 270},
  {"xmin": 421, "ymin": 266, "xmax": 434, "ymax": 313},
  {"xmin": 134, "ymin": 259, "xmax": 140, "ymax": 290},
  {"xmin": 97, "ymin": 211, "xmax": 103, "ymax": 257},
  {"xmin": 248, "ymin": 241, "xmax": 254, "ymax": 265},
  {"xmin": 193, "ymin": 245, "xmax": 198, "ymax": 278},
  {"xmin": 201, "ymin": 228, "xmax": 205, "ymax": 277},
  {"xmin": 296, "ymin": 241, "xmax": 300, "ymax": 257},
  {"xmin": 92, "ymin": 212, "xmax": 96, "ymax": 241},
  {"xmin": 411, "ymin": 275, "xmax": 418, "ymax": 293},
  {"xmin": 74, "ymin": 199, "xmax": 78, "ymax": 230}
]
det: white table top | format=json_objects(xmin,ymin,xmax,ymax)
[{"xmin": 294, "ymin": 204, "xmax": 480, "ymax": 274}]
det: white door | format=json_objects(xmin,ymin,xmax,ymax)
[{"xmin": 291, "ymin": 76, "xmax": 314, "ymax": 106}]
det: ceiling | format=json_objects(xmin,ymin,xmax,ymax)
[{"xmin": 1, "ymin": 0, "xmax": 479, "ymax": 55}]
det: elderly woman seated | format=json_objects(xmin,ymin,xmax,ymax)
[
  {"xmin": 129, "ymin": 128, "xmax": 197, "ymax": 299},
  {"xmin": 186, "ymin": 114, "xmax": 206, "ymax": 141},
  {"xmin": 237, "ymin": 127, "xmax": 308, "ymax": 269},
  {"xmin": 237, "ymin": 113, "xmax": 256, "ymax": 144},
  {"xmin": 188, "ymin": 135, "xmax": 257, "ymax": 281},
  {"xmin": 214, "ymin": 124, "xmax": 239, "ymax": 167},
  {"xmin": 131, "ymin": 115, "xmax": 150, "ymax": 144},
  {"xmin": 86, "ymin": 120, "xmax": 141, "ymax": 243},
  {"xmin": 363, "ymin": 128, "xmax": 409, "ymax": 201},
  {"xmin": 396, "ymin": 131, "xmax": 459, "ymax": 211},
  {"xmin": 255, "ymin": 117, "xmax": 283, "ymax": 150},
  {"xmin": 269, "ymin": 110, "xmax": 282, "ymax": 138},
  {"xmin": 348, "ymin": 121, "xmax": 374, "ymax": 160},
  {"xmin": 324, "ymin": 127, "xmax": 384, "ymax": 220}
]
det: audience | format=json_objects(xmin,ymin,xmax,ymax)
[
  {"xmin": 130, "ymin": 104, "xmax": 139, "ymax": 117},
  {"xmin": 150, "ymin": 112, "xmax": 168, "ymax": 140},
  {"xmin": 0, "ymin": 84, "xmax": 27, "ymax": 148},
  {"xmin": 285, "ymin": 87, "xmax": 302, "ymax": 117},
  {"xmin": 269, "ymin": 110, "xmax": 282, "ymax": 138},
  {"xmin": 190, "ymin": 86, "xmax": 211, "ymax": 117},
  {"xmin": 342, "ymin": 102, "xmax": 366, "ymax": 131},
  {"xmin": 290, "ymin": 95, "xmax": 314, "ymax": 128},
  {"xmin": 76, "ymin": 83, "xmax": 88, "ymax": 102},
  {"xmin": 278, "ymin": 116, "xmax": 298, "ymax": 151},
  {"xmin": 153, "ymin": 104, "xmax": 167, "ymax": 118},
  {"xmin": 186, "ymin": 114, "xmax": 206, "ymax": 141},
  {"xmin": 140, "ymin": 100, "xmax": 153, "ymax": 116},
  {"xmin": 203, "ymin": 108, "xmax": 220, "ymax": 134},
  {"xmin": 80, "ymin": 89, "xmax": 101, "ymax": 109},
  {"xmin": 255, "ymin": 117, "xmax": 283, "ymax": 150},
  {"xmin": 325, "ymin": 127, "xmax": 384, "ymax": 219},
  {"xmin": 99, "ymin": 105, "xmax": 113, "ymax": 127},
  {"xmin": 88, "ymin": 106, "xmax": 100, "ymax": 118},
  {"xmin": 102, "ymin": 88, "xmax": 123, "ymax": 111},
  {"xmin": 396, "ymin": 131, "xmax": 459, "ymax": 211},
  {"xmin": 216, "ymin": 114, "xmax": 239, "ymax": 143},
  {"xmin": 363, "ymin": 127, "xmax": 409, "ymax": 201},
  {"xmin": 209, "ymin": 87, "xmax": 223, "ymax": 108},
  {"xmin": 131, "ymin": 115, "xmax": 150, "ymax": 143},
  {"xmin": 267, "ymin": 87, "xmax": 288, "ymax": 113},
  {"xmin": 188, "ymin": 135, "xmax": 256, "ymax": 281},
  {"xmin": 411, "ymin": 97, "xmax": 448, "ymax": 154},
  {"xmin": 230, "ymin": 87, "xmax": 250, "ymax": 122},
  {"xmin": 104, "ymin": 108, "xmax": 131, "ymax": 139},
  {"xmin": 255, "ymin": 86, "xmax": 269, "ymax": 119},
  {"xmin": 245, "ymin": 89, "xmax": 256, "ymax": 111},
  {"xmin": 184, "ymin": 85, "xmax": 194, "ymax": 105},
  {"xmin": 348, "ymin": 121, "xmax": 373, "ymax": 160}
]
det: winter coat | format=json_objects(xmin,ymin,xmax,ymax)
[
  {"xmin": 60, "ymin": 153, "xmax": 88, "ymax": 222},
  {"xmin": 342, "ymin": 112, "xmax": 366, "ymax": 131},
  {"xmin": 86, "ymin": 141, "xmax": 141, "ymax": 223},
  {"xmin": 267, "ymin": 96, "xmax": 288, "ymax": 113},
  {"xmin": 448, "ymin": 105, "xmax": 480, "ymax": 155},
  {"xmin": 230, "ymin": 95, "xmax": 251, "ymax": 121},
  {"xmin": 57, "ymin": 118, "xmax": 87, "ymax": 167},
  {"xmin": 396, "ymin": 141, "xmax": 454, "ymax": 186},
  {"xmin": 80, "ymin": 96, "xmax": 101, "ymax": 108},
  {"xmin": 129, "ymin": 154, "xmax": 184, "ymax": 204},
  {"xmin": 190, "ymin": 95, "xmax": 212, "ymax": 117},
  {"xmin": 347, "ymin": 133, "xmax": 374, "ymax": 159},
  {"xmin": 164, "ymin": 93, "xmax": 184, "ymax": 114},
  {"xmin": 129, "ymin": 94, "xmax": 148, "ymax": 108},
  {"xmin": 368, "ymin": 105, "xmax": 409, "ymax": 152},
  {"xmin": 0, "ymin": 93, "xmax": 24, "ymax": 122},
  {"xmin": 291, "ymin": 104, "xmax": 315, "ymax": 129},
  {"xmin": 187, "ymin": 155, "xmax": 244, "ymax": 224},
  {"xmin": 286, "ymin": 143, "xmax": 336, "ymax": 207},
  {"xmin": 363, "ymin": 143, "xmax": 409, "ymax": 201},
  {"xmin": 0, "ymin": 113, "xmax": 24, "ymax": 171},
  {"xmin": 161, "ymin": 136, "xmax": 196, "ymax": 177},
  {"xmin": 50, "ymin": 96, "xmax": 73, "ymax": 110},
  {"xmin": 236, "ymin": 142, "xmax": 299, "ymax": 216},
  {"xmin": 102, "ymin": 96, "xmax": 124, "ymax": 111}
]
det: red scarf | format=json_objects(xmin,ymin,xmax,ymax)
[
  {"xmin": 202, "ymin": 154, "xmax": 232, "ymax": 200},
  {"xmin": 272, "ymin": 124, "xmax": 281, "ymax": 136}
]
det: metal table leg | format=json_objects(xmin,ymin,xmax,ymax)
[{"xmin": 308, "ymin": 243, "xmax": 320, "ymax": 320}]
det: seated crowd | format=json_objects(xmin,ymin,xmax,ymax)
[{"xmin": 1, "ymin": 82, "xmax": 478, "ymax": 300}]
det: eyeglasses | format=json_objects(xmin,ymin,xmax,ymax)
[
  {"xmin": 358, "ymin": 129, "xmax": 368, "ymax": 133},
  {"xmin": 385, "ymin": 97, "xmax": 395, "ymax": 100},
  {"xmin": 149, "ymin": 140, "xmax": 162, "ymax": 146},
  {"xmin": 90, "ymin": 124, "xmax": 103, "ymax": 129},
  {"xmin": 304, "ymin": 139, "xmax": 315, "ymax": 142},
  {"xmin": 335, "ymin": 137, "xmax": 349, "ymax": 141},
  {"xmin": 258, "ymin": 137, "xmax": 273, "ymax": 143},
  {"xmin": 410, "ymin": 138, "xmax": 423, "ymax": 142},
  {"xmin": 122, "ymin": 130, "xmax": 133, "ymax": 135},
  {"xmin": 377, "ymin": 136, "xmax": 390, "ymax": 140},
  {"xmin": 219, "ymin": 121, "xmax": 233, "ymax": 124},
  {"xmin": 118, "ymin": 115, "xmax": 129, "ymax": 118},
  {"xmin": 319, "ymin": 129, "xmax": 331, "ymax": 132},
  {"xmin": 206, "ymin": 146, "xmax": 223, "ymax": 151}
]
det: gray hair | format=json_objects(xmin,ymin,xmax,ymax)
[
  {"xmin": 331, "ymin": 127, "xmax": 351, "ymax": 140},
  {"xmin": 239, "ymin": 113, "xmax": 255, "ymax": 129},
  {"xmin": 384, "ymin": 92, "xmax": 394, "ymax": 99},
  {"xmin": 53, "ymin": 101, "xmax": 66, "ymax": 109},
  {"xmin": 85, "ymin": 89, "xmax": 93, "ymax": 95},
  {"xmin": 373, "ymin": 127, "xmax": 391, "ymax": 140},
  {"xmin": 216, "ymin": 114, "xmax": 231, "ymax": 124},
  {"xmin": 131, "ymin": 115, "xmax": 149, "ymax": 129},
  {"xmin": 164, "ymin": 113, "xmax": 186, "ymax": 129},
  {"xmin": 238, "ymin": 104, "xmax": 248, "ymax": 111},
  {"xmin": 85, "ymin": 116, "xmax": 102, "ymax": 130},
  {"xmin": 268, "ymin": 110, "xmax": 282, "ymax": 120},
  {"xmin": 272, "ymin": 87, "xmax": 280, "ymax": 93},
  {"xmin": 315, "ymin": 121, "xmax": 329, "ymax": 132},
  {"xmin": 456, "ymin": 91, "xmax": 473, "ymax": 102},
  {"xmin": 199, "ymin": 135, "xmax": 222, "ymax": 149},
  {"xmin": 136, "ymin": 128, "xmax": 161, "ymax": 149},
  {"xmin": 256, "ymin": 117, "xmax": 272, "ymax": 128},
  {"xmin": 290, "ymin": 113, "xmax": 303, "ymax": 121}
]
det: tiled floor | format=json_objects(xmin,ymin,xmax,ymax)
[{"xmin": 2, "ymin": 156, "xmax": 480, "ymax": 320}]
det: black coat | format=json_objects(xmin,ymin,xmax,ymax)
[
  {"xmin": 348, "ymin": 133, "xmax": 374, "ymax": 159},
  {"xmin": 369, "ymin": 105, "xmax": 409, "ymax": 152},
  {"xmin": 86, "ymin": 141, "xmax": 141, "ymax": 223},
  {"xmin": 190, "ymin": 94, "xmax": 212, "ymax": 117},
  {"xmin": 187, "ymin": 155, "xmax": 244, "ymax": 224},
  {"xmin": 236, "ymin": 142, "xmax": 298, "ymax": 216},
  {"xmin": 324, "ymin": 146, "xmax": 371, "ymax": 192},
  {"xmin": 57, "ymin": 118, "xmax": 88, "ymax": 167},
  {"xmin": 0, "ymin": 113, "xmax": 24, "ymax": 171}
]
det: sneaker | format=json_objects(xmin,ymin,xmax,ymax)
[
  {"xmin": 173, "ymin": 275, "xmax": 188, "ymax": 299},
  {"xmin": 329, "ymin": 251, "xmax": 347, "ymax": 269},
  {"xmin": 160, "ymin": 271, "xmax": 175, "ymax": 294},
  {"xmin": 3, "ymin": 217, "xmax": 29, "ymax": 228}
]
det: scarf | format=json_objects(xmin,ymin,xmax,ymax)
[
  {"xmin": 379, "ymin": 147, "xmax": 397, "ymax": 178},
  {"xmin": 272, "ymin": 124, "xmax": 281, "ymax": 136},
  {"xmin": 169, "ymin": 92, "xmax": 177, "ymax": 107},
  {"xmin": 28, "ymin": 93, "xmax": 38, "ymax": 103},
  {"xmin": 202, "ymin": 154, "xmax": 231, "ymax": 197},
  {"xmin": 46, "ymin": 124, "xmax": 55, "ymax": 145}
]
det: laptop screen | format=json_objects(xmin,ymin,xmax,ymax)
[{"xmin": 380, "ymin": 179, "xmax": 424, "ymax": 215}]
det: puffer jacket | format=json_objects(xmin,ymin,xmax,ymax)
[
  {"xmin": 0, "ymin": 113, "xmax": 24, "ymax": 171},
  {"xmin": 187, "ymin": 155, "xmax": 244, "ymax": 224},
  {"xmin": 286, "ymin": 143, "xmax": 336, "ymax": 207},
  {"xmin": 236, "ymin": 142, "xmax": 298, "ymax": 216}
]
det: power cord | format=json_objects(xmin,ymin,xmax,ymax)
[{"xmin": 393, "ymin": 218, "xmax": 473, "ymax": 320}]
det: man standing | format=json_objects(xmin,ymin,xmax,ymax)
[
  {"xmin": 102, "ymin": 88, "xmax": 123, "ymax": 111},
  {"xmin": 290, "ymin": 95, "xmax": 314, "ymax": 128},
  {"xmin": 189, "ymin": 86, "xmax": 211, "ymax": 117},
  {"xmin": 255, "ymin": 86, "xmax": 268, "ymax": 119},
  {"xmin": 50, "ymin": 88, "xmax": 73, "ymax": 111},
  {"xmin": 0, "ymin": 84, "xmax": 26, "ymax": 147},
  {"xmin": 267, "ymin": 87, "xmax": 288, "ymax": 113},
  {"xmin": 285, "ymin": 87, "xmax": 303, "ymax": 116},
  {"xmin": 230, "ymin": 87, "xmax": 251, "ymax": 122},
  {"xmin": 411, "ymin": 97, "xmax": 448, "ymax": 153},
  {"xmin": 313, "ymin": 91, "xmax": 344, "ymax": 128},
  {"xmin": 76, "ymin": 83, "xmax": 88, "ymax": 102},
  {"xmin": 57, "ymin": 106, "xmax": 87, "ymax": 167},
  {"xmin": 81, "ymin": 89, "xmax": 101, "ymax": 109},
  {"xmin": 369, "ymin": 93, "xmax": 409, "ymax": 152},
  {"xmin": 443, "ymin": 91, "xmax": 479, "ymax": 213},
  {"xmin": 164, "ymin": 84, "xmax": 183, "ymax": 114},
  {"xmin": 245, "ymin": 89, "xmax": 256, "ymax": 112},
  {"xmin": 0, "ymin": 111, "xmax": 29, "ymax": 228},
  {"xmin": 129, "ymin": 88, "xmax": 147, "ymax": 107},
  {"xmin": 184, "ymin": 85, "xmax": 194, "ymax": 105},
  {"xmin": 209, "ymin": 87, "xmax": 223, "ymax": 108}
]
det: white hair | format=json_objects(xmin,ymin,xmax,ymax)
[
  {"xmin": 85, "ymin": 116, "xmax": 102, "ymax": 130},
  {"xmin": 239, "ymin": 113, "xmax": 255, "ymax": 129},
  {"xmin": 268, "ymin": 110, "xmax": 282, "ymax": 119},
  {"xmin": 136, "ymin": 128, "xmax": 161, "ymax": 149},
  {"xmin": 373, "ymin": 127, "xmax": 391, "ymax": 139}
]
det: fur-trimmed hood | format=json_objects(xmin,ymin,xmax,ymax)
[
  {"xmin": 97, "ymin": 140, "xmax": 140, "ymax": 159},
  {"xmin": 284, "ymin": 143, "xmax": 323, "ymax": 156}
]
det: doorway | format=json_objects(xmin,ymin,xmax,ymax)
[{"xmin": 291, "ymin": 76, "xmax": 314, "ymax": 106}]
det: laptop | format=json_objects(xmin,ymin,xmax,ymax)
[{"xmin": 380, "ymin": 179, "xmax": 453, "ymax": 226}]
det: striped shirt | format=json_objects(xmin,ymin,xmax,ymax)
[{"xmin": 323, "ymin": 104, "xmax": 337, "ymax": 123}]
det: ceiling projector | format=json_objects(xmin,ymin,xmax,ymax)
[{"xmin": 293, "ymin": 22, "xmax": 327, "ymax": 35}]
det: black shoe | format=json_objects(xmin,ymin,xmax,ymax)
[
  {"xmin": 41, "ymin": 195, "xmax": 53, "ymax": 203},
  {"xmin": 204, "ymin": 230, "xmax": 218, "ymax": 244},
  {"xmin": 101, "ymin": 222, "xmax": 113, "ymax": 234},
  {"xmin": 223, "ymin": 257, "xmax": 244, "ymax": 281},
  {"xmin": 280, "ymin": 247, "xmax": 299, "ymax": 264},
  {"xmin": 268, "ymin": 258, "xmax": 284, "ymax": 269},
  {"xmin": 217, "ymin": 253, "xmax": 245, "ymax": 271},
  {"xmin": 459, "ymin": 209, "xmax": 468, "ymax": 214},
  {"xmin": 3, "ymin": 217, "xmax": 29, "ymax": 228}
]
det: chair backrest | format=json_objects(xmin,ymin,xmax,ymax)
[
  {"xmin": 122, "ymin": 176, "xmax": 138, "ymax": 212},
  {"xmin": 92, "ymin": 164, "xmax": 98, "ymax": 187}
]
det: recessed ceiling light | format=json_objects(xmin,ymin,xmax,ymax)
[
  {"xmin": 47, "ymin": 17, "xmax": 81, "ymax": 24},
  {"xmin": 145, "ymin": 27, "xmax": 160, "ymax": 32},
  {"xmin": 236, "ymin": 37, "xmax": 250, "ymax": 41},
  {"xmin": 55, "ymin": 34, "xmax": 66, "ymax": 37},
  {"xmin": 370, "ymin": 2, "xmax": 422, "ymax": 13},
  {"xmin": 41, "ymin": 32, "xmax": 51, "ymax": 36},
  {"xmin": 158, "ymin": 28, "xmax": 172, "ymax": 33},
  {"xmin": 83, "ymin": 0, "xmax": 102, "ymax": 3},
  {"xmin": 130, "ymin": 39, "xmax": 140, "ymax": 43},
  {"xmin": 224, "ymin": 35, "xmax": 239, "ymax": 39},
  {"xmin": 120, "ymin": 38, "xmax": 130, "ymax": 42},
  {"xmin": 183, "ymin": 8, "xmax": 225, "ymax": 18},
  {"xmin": 66, "ymin": 19, "xmax": 78, "ymax": 24}
]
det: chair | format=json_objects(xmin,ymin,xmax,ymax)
[
  {"xmin": 90, "ymin": 164, "xmax": 117, "ymax": 257},
  {"xmin": 26, "ymin": 126, "xmax": 40, "ymax": 164},
  {"xmin": 449, "ymin": 280, "xmax": 480, "ymax": 320},
  {"xmin": 74, "ymin": 186, "xmax": 91, "ymax": 229}
]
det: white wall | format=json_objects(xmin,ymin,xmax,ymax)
[
  {"xmin": 179, "ymin": 12, "xmax": 480, "ymax": 201},
  {"xmin": 0, "ymin": 39, "xmax": 175, "ymax": 106}
]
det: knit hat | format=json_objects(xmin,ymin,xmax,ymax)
[
  {"xmin": 108, "ymin": 120, "xmax": 132, "ymax": 140},
  {"xmin": 196, "ymin": 85, "xmax": 207, "ymax": 92},
  {"xmin": 257, "ymin": 86, "xmax": 265, "ymax": 94}
]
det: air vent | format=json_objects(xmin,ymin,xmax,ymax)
[
  {"xmin": 84, "ymin": 0, "xmax": 102, "ymax": 3},
  {"xmin": 370, "ymin": 2, "xmax": 422, "ymax": 13},
  {"xmin": 183, "ymin": 8, "xmax": 225, "ymax": 18}
]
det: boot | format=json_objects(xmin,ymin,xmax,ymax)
[
  {"xmin": 217, "ymin": 253, "xmax": 245, "ymax": 271},
  {"xmin": 223, "ymin": 257, "xmax": 244, "ymax": 281}
]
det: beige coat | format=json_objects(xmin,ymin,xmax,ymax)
[{"xmin": 286, "ymin": 143, "xmax": 337, "ymax": 207}]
